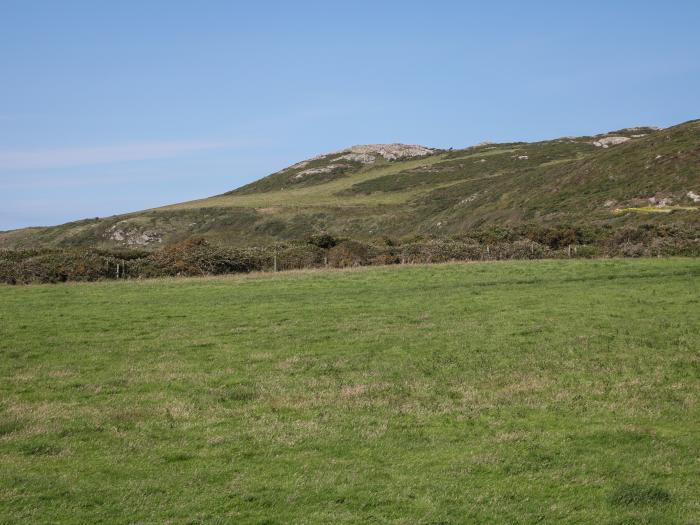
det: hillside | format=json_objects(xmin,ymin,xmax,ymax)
[{"xmin": 2, "ymin": 120, "xmax": 699, "ymax": 251}]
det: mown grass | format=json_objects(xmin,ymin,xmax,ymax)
[{"xmin": 1, "ymin": 259, "xmax": 699, "ymax": 524}]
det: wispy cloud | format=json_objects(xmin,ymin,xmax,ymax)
[
  {"xmin": 0, "ymin": 171, "xmax": 187, "ymax": 190},
  {"xmin": 0, "ymin": 140, "xmax": 229, "ymax": 170}
]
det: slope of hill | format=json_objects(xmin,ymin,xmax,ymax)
[{"xmin": 2, "ymin": 120, "xmax": 699, "ymax": 250}]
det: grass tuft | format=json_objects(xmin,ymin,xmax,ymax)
[
  {"xmin": 19, "ymin": 441, "xmax": 61, "ymax": 457},
  {"xmin": 0, "ymin": 417, "xmax": 24, "ymax": 437},
  {"xmin": 608, "ymin": 484, "xmax": 672, "ymax": 507}
]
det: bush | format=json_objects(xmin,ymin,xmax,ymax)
[
  {"xmin": 0, "ymin": 258, "xmax": 17, "ymax": 284},
  {"xmin": 6, "ymin": 251, "xmax": 122, "ymax": 284},
  {"xmin": 573, "ymin": 244, "xmax": 600, "ymax": 258},
  {"xmin": 491, "ymin": 240, "xmax": 549, "ymax": 260},
  {"xmin": 400, "ymin": 239, "xmax": 482, "ymax": 264},
  {"xmin": 306, "ymin": 233, "xmax": 338, "ymax": 249},
  {"xmin": 522, "ymin": 225, "xmax": 587, "ymax": 249},
  {"xmin": 328, "ymin": 240, "xmax": 377, "ymax": 267},
  {"xmin": 276, "ymin": 243, "xmax": 326, "ymax": 270},
  {"xmin": 2, "ymin": 223, "xmax": 698, "ymax": 284},
  {"xmin": 371, "ymin": 248, "xmax": 401, "ymax": 266},
  {"xmin": 147, "ymin": 238, "xmax": 262, "ymax": 276}
]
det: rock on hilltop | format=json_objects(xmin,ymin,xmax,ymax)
[
  {"xmin": 285, "ymin": 143, "xmax": 435, "ymax": 171},
  {"xmin": 334, "ymin": 143, "xmax": 435, "ymax": 161},
  {"xmin": 233, "ymin": 143, "xmax": 438, "ymax": 193}
]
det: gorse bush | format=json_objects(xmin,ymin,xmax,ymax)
[
  {"xmin": 521, "ymin": 225, "xmax": 594, "ymax": 249},
  {"xmin": 1, "ymin": 250, "xmax": 125, "ymax": 284},
  {"xmin": 305, "ymin": 233, "xmax": 338, "ymax": 249},
  {"xmin": 399, "ymin": 239, "xmax": 483, "ymax": 264},
  {"xmin": 276, "ymin": 243, "xmax": 326, "ymax": 271},
  {"xmin": 147, "ymin": 237, "xmax": 260, "ymax": 276},
  {"xmin": 328, "ymin": 240, "xmax": 378, "ymax": 268},
  {"xmin": 1, "ymin": 223, "xmax": 698, "ymax": 284}
]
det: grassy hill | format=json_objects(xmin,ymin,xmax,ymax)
[
  {"xmin": 1, "ymin": 259, "xmax": 698, "ymax": 523},
  {"xmin": 1, "ymin": 120, "xmax": 699, "ymax": 251}
]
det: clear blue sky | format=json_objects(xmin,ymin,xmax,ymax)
[{"xmin": 1, "ymin": 1, "xmax": 699, "ymax": 230}]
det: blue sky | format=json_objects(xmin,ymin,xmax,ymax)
[{"xmin": 1, "ymin": 1, "xmax": 699, "ymax": 230}]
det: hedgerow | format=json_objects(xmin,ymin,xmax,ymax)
[{"xmin": 1, "ymin": 224, "xmax": 698, "ymax": 284}]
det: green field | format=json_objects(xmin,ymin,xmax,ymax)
[{"xmin": 1, "ymin": 259, "xmax": 699, "ymax": 524}]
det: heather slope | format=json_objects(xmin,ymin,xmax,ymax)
[{"xmin": 1, "ymin": 121, "xmax": 698, "ymax": 250}]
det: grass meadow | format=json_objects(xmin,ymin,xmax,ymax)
[{"xmin": 1, "ymin": 259, "xmax": 699, "ymax": 524}]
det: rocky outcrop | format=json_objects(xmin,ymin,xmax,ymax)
[
  {"xmin": 288, "ymin": 144, "xmax": 435, "ymax": 171},
  {"xmin": 282, "ymin": 144, "xmax": 436, "ymax": 182},
  {"xmin": 293, "ymin": 164, "xmax": 350, "ymax": 180},
  {"xmin": 107, "ymin": 224, "xmax": 163, "ymax": 246},
  {"xmin": 648, "ymin": 196, "xmax": 674, "ymax": 207},
  {"xmin": 338, "ymin": 144, "xmax": 435, "ymax": 161},
  {"xmin": 334, "ymin": 152, "xmax": 377, "ymax": 164},
  {"xmin": 592, "ymin": 136, "xmax": 631, "ymax": 148}
]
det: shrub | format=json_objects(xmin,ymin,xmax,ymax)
[
  {"xmin": 371, "ymin": 249, "xmax": 401, "ymax": 266},
  {"xmin": 11, "ymin": 251, "xmax": 121, "ymax": 283},
  {"xmin": 471, "ymin": 227, "xmax": 518, "ymax": 244},
  {"xmin": 400, "ymin": 239, "xmax": 482, "ymax": 264},
  {"xmin": 276, "ymin": 243, "xmax": 326, "ymax": 270},
  {"xmin": 328, "ymin": 240, "xmax": 377, "ymax": 268},
  {"xmin": 147, "ymin": 238, "xmax": 261, "ymax": 276},
  {"xmin": 0, "ymin": 259, "xmax": 17, "ymax": 284},
  {"xmin": 491, "ymin": 240, "xmax": 548, "ymax": 260},
  {"xmin": 306, "ymin": 233, "xmax": 338, "ymax": 249},
  {"xmin": 573, "ymin": 244, "xmax": 600, "ymax": 258},
  {"xmin": 2, "ymin": 222, "xmax": 698, "ymax": 284},
  {"xmin": 522, "ymin": 225, "xmax": 585, "ymax": 249}
]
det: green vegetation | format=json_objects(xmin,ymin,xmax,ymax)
[
  {"xmin": 1, "ymin": 259, "xmax": 699, "ymax": 523},
  {"xmin": 1, "ymin": 121, "xmax": 698, "ymax": 251},
  {"xmin": 614, "ymin": 206, "xmax": 698, "ymax": 215},
  {"xmin": 3, "ymin": 223, "xmax": 699, "ymax": 283}
]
